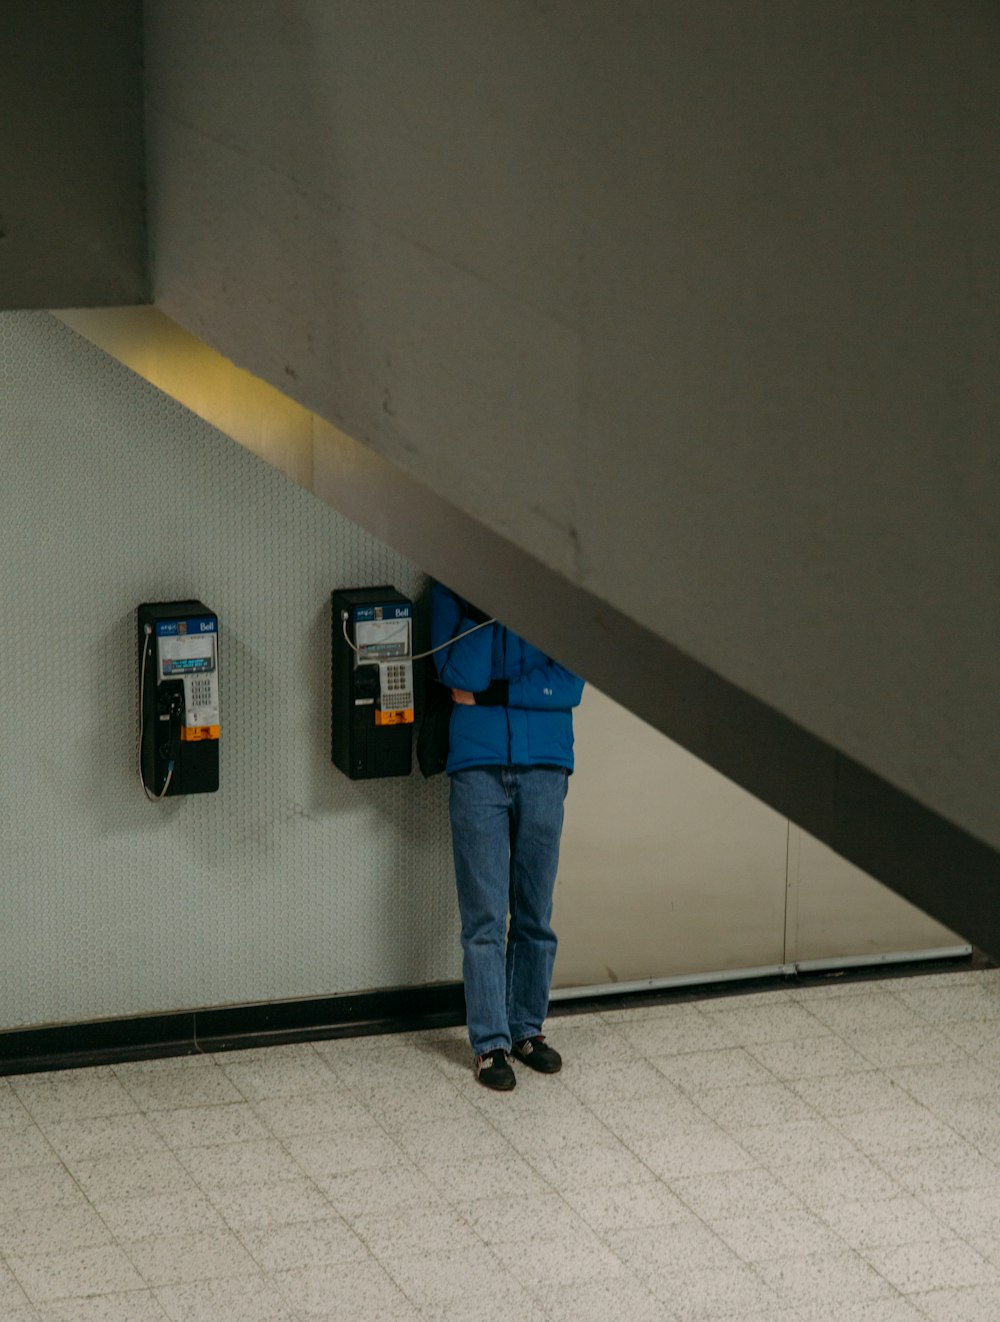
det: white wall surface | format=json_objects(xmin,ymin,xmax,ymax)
[
  {"xmin": 143, "ymin": 1, "xmax": 1000, "ymax": 856},
  {"xmin": 0, "ymin": 312, "xmax": 457, "ymax": 1030}
]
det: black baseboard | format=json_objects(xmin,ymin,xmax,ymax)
[
  {"xmin": 0, "ymin": 982, "xmax": 467, "ymax": 1078},
  {"xmin": 0, "ymin": 950, "xmax": 989, "ymax": 1078}
]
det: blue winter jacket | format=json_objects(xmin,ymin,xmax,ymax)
[{"xmin": 430, "ymin": 582, "xmax": 585, "ymax": 775}]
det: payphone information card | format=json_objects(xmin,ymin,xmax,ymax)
[
  {"xmin": 156, "ymin": 618, "xmax": 217, "ymax": 675},
  {"xmin": 353, "ymin": 604, "xmax": 411, "ymax": 663}
]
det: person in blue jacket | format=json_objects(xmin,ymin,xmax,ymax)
[{"xmin": 430, "ymin": 581, "xmax": 585, "ymax": 1090}]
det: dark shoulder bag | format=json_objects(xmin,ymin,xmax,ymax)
[{"xmin": 417, "ymin": 678, "xmax": 451, "ymax": 777}]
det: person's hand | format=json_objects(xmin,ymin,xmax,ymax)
[{"xmin": 451, "ymin": 689, "xmax": 475, "ymax": 705}]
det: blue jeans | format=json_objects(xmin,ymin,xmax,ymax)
[{"xmin": 449, "ymin": 766, "xmax": 569, "ymax": 1056}]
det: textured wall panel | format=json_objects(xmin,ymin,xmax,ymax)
[{"xmin": 0, "ymin": 312, "xmax": 457, "ymax": 1030}]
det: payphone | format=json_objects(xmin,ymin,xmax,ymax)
[
  {"xmin": 332, "ymin": 587, "xmax": 414, "ymax": 779},
  {"xmin": 137, "ymin": 600, "xmax": 220, "ymax": 798}
]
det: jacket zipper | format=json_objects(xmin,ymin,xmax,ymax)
[{"xmin": 502, "ymin": 628, "xmax": 512, "ymax": 764}]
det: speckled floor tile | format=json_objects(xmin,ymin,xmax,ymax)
[
  {"xmin": 7, "ymin": 1243, "xmax": 146, "ymax": 1304},
  {"xmin": 0, "ymin": 1126, "xmax": 62, "ymax": 1176},
  {"xmin": 619, "ymin": 1005, "xmax": 742, "ymax": 1055},
  {"xmin": 0, "ymin": 1084, "xmax": 34, "ymax": 1132},
  {"xmin": 36, "ymin": 1290, "xmax": 172, "ymax": 1321},
  {"xmin": 250, "ymin": 1091, "xmax": 387, "ymax": 1140},
  {"xmin": 832, "ymin": 1104, "xmax": 959, "ymax": 1156},
  {"xmin": 560, "ymin": 1055, "xmax": 676, "ymax": 1102},
  {"xmin": 700, "ymin": 998, "xmax": 833, "ymax": 1045},
  {"xmin": 42, "ymin": 1114, "xmax": 168, "ymax": 1164},
  {"xmin": 174, "ymin": 1138, "xmax": 304, "ymax": 1190},
  {"xmin": 627, "ymin": 1123, "xmax": 756, "ymax": 1181},
  {"xmin": 559, "ymin": 1177, "xmax": 690, "ymax": 1235},
  {"xmin": 527, "ymin": 1131, "xmax": 658, "ymax": 1190},
  {"xmin": 0, "ymin": 1165, "xmax": 88, "ymax": 1212},
  {"xmin": 61, "ymin": 1152, "xmax": 198, "ymax": 1206},
  {"xmin": 693, "ymin": 1080, "xmax": 818, "ymax": 1129},
  {"xmin": 893, "ymin": 983, "xmax": 1000, "ymax": 1025},
  {"xmin": 797, "ymin": 990, "xmax": 927, "ymax": 1036},
  {"xmin": 646, "ymin": 1260, "xmax": 782, "ymax": 1317},
  {"xmin": 282, "ymin": 1127, "xmax": 407, "ymax": 1181},
  {"xmin": 747, "ymin": 1034, "xmax": 876, "ymax": 1080},
  {"xmin": 0, "ymin": 1200, "xmax": 114, "ymax": 1257},
  {"xmin": 818, "ymin": 1195, "xmax": 953, "ymax": 1251},
  {"xmin": 788, "ymin": 1069, "xmax": 915, "ymax": 1117},
  {"xmin": 874, "ymin": 1141, "xmax": 1000, "ymax": 1197},
  {"xmin": 215, "ymin": 1049, "xmax": 339, "ymax": 1102},
  {"xmin": 94, "ymin": 1188, "xmax": 227, "ymax": 1242},
  {"xmin": 316, "ymin": 1160, "xmax": 446, "ymax": 1218},
  {"xmin": 278, "ymin": 1256, "xmax": 440, "ymax": 1317},
  {"xmin": 531, "ymin": 1274, "xmax": 668, "ymax": 1322},
  {"xmin": 921, "ymin": 1190, "xmax": 1000, "ymax": 1239},
  {"xmin": 669, "ymin": 1166, "xmax": 805, "ymax": 1222},
  {"xmin": 584, "ymin": 1079, "xmax": 707, "ymax": 1132},
  {"xmin": 728, "ymin": 1116, "xmax": 861, "ymax": 1170},
  {"xmin": 231, "ymin": 1215, "xmax": 369, "ymax": 1273},
  {"xmin": 123, "ymin": 1227, "xmax": 259, "ymax": 1287},
  {"xmin": 851, "ymin": 1028, "xmax": 971, "ymax": 1070},
  {"xmin": 11, "ymin": 1070, "xmax": 138, "ymax": 1124},
  {"xmin": 9, "ymin": 970, "xmax": 1000, "ymax": 1319},
  {"xmin": 912, "ymin": 1283, "xmax": 1000, "ymax": 1320},
  {"xmin": 395, "ymin": 1254, "xmax": 523, "ymax": 1320},
  {"xmin": 156, "ymin": 1274, "xmax": 300, "ymax": 1322},
  {"xmin": 606, "ymin": 1220, "xmax": 741, "ymax": 1279},
  {"xmin": 147, "ymin": 1102, "xmax": 270, "ymax": 1150},
  {"xmin": 115, "ymin": 1063, "xmax": 245, "ymax": 1112},
  {"xmin": 0, "ymin": 1259, "xmax": 35, "ymax": 1313},
  {"xmin": 885, "ymin": 1061, "xmax": 997, "ymax": 1106},
  {"xmin": 204, "ymin": 1176, "xmax": 337, "ymax": 1231},
  {"xmin": 652, "ymin": 1046, "xmax": 777, "ymax": 1093},
  {"xmin": 936, "ymin": 1018, "xmax": 1000, "ymax": 1055},
  {"xmin": 710, "ymin": 1207, "xmax": 845, "ymax": 1261},
  {"xmin": 421, "ymin": 1151, "xmax": 554, "ymax": 1202},
  {"xmin": 859, "ymin": 1238, "xmax": 1000, "ymax": 1294},
  {"xmin": 774, "ymin": 1154, "xmax": 904, "ymax": 1207},
  {"xmin": 351, "ymin": 1201, "xmax": 482, "ymax": 1258},
  {"xmin": 754, "ymin": 1248, "xmax": 897, "ymax": 1308}
]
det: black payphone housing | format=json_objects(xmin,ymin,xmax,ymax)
[
  {"xmin": 138, "ymin": 600, "xmax": 220, "ymax": 797},
  {"xmin": 332, "ymin": 586, "xmax": 414, "ymax": 780}
]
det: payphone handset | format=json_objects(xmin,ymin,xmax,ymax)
[
  {"xmin": 138, "ymin": 601, "xmax": 220, "ymax": 799},
  {"xmin": 351, "ymin": 603, "xmax": 414, "ymax": 726}
]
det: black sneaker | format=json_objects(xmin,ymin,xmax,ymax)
[
  {"xmin": 512, "ymin": 1035, "xmax": 562, "ymax": 1073},
  {"xmin": 474, "ymin": 1048, "xmax": 516, "ymax": 1091}
]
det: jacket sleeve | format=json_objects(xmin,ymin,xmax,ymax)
[
  {"xmin": 430, "ymin": 582, "xmax": 494, "ymax": 693},
  {"xmin": 508, "ymin": 659, "xmax": 585, "ymax": 711}
]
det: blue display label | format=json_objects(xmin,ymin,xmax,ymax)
[
  {"xmin": 352, "ymin": 604, "xmax": 411, "ymax": 622},
  {"xmin": 156, "ymin": 617, "xmax": 217, "ymax": 636}
]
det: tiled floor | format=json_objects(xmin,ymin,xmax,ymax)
[{"xmin": 3, "ymin": 969, "xmax": 1000, "ymax": 1320}]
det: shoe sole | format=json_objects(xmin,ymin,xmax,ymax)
[
  {"xmin": 511, "ymin": 1051, "xmax": 561, "ymax": 1074},
  {"xmin": 476, "ymin": 1073, "xmax": 516, "ymax": 1091}
]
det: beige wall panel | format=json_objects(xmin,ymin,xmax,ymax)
[
  {"xmin": 792, "ymin": 830, "xmax": 963, "ymax": 964},
  {"xmin": 553, "ymin": 687, "xmax": 790, "ymax": 988}
]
